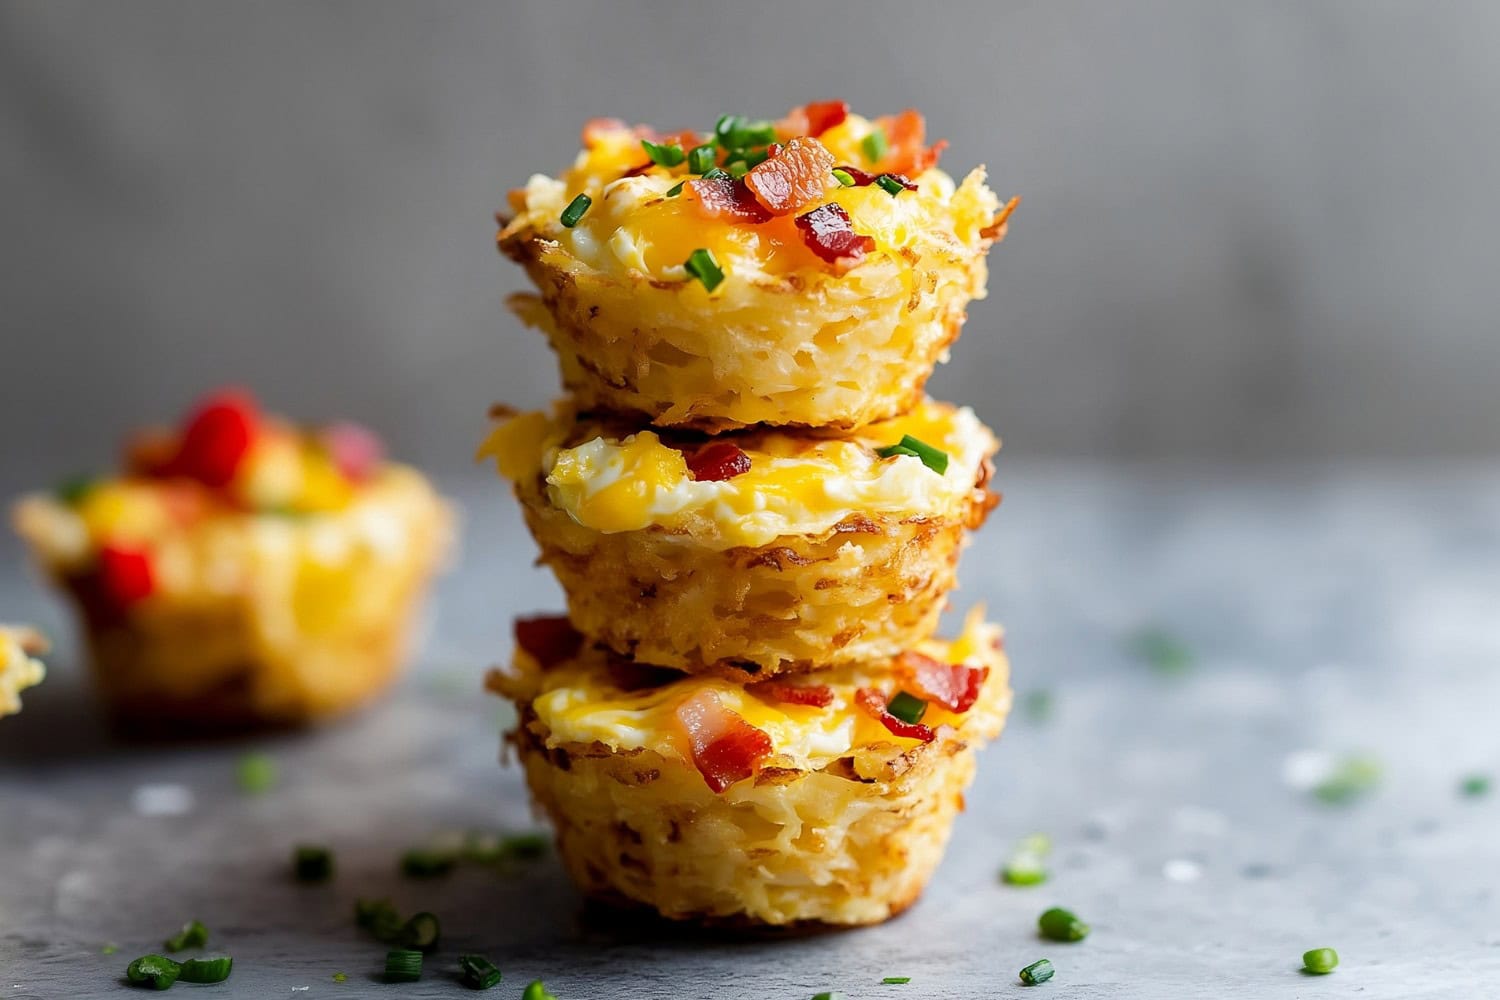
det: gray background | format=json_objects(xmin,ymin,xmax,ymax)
[{"xmin": 4, "ymin": 0, "xmax": 1499, "ymax": 508}]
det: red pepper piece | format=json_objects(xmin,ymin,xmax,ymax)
[
  {"xmin": 855, "ymin": 688, "xmax": 937, "ymax": 743},
  {"xmin": 514, "ymin": 615, "xmax": 583, "ymax": 669},
  {"xmin": 899, "ymin": 650, "xmax": 989, "ymax": 713},
  {"xmin": 675, "ymin": 690, "xmax": 773, "ymax": 792},
  {"xmin": 794, "ymin": 203, "xmax": 876, "ymax": 268},
  {"xmin": 170, "ymin": 388, "xmax": 260, "ymax": 488},
  {"xmin": 685, "ymin": 442, "xmax": 751, "ymax": 482},
  {"xmin": 749, "ymin": 681, "xmax": 834, "ymax": 708},
  {"xmin": 96, "ymin": 544, "xmax": 155, "ymax": 607}
]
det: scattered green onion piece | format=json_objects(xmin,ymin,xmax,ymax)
[
  {"xmin": 875, "ymin": 435, "xmax": 949, "ymax": 474},
  {"xmin": 885, "ymin": 691, "xmax": 928, "ymax": 725},
  {"xmin": 102, "ymin": 943, "xmax": 119, "ymax": 955},
  {"xmin": 811, "ymin": 993, "xmax": 847, "ymax": 1000},
  {"xmin": 701, "ymin": 166, "xmax": 731, "ymax": 181},
  {"xmin": 727, "ymin": 161, "xmax": 749, "ymax": 179},
  {"xmin": 1129, "ymin": 627, "xmax": 1193, "ymax": 674},
  {"xmin": 882, "ymin": 976, "xmax": 912, "ymax": 984},
  {"xmin": 236, "ymin": 752, "xmax": 276, "ymax": 795},
  {"xmin": 715, "ymin": 114, "xmax": 777, "ymax": 150},
  {"xmin": 125, "ymin": 955, "xmax": 181, "ymax": 991},
  {"xmin": 1038, "ymin": 906, "xmax": 1090, "ymax": 942},
  {"xmin": 1023, "ymin": 690, "xmax": 1054, "ymax": 723},
  {"xmin": 459, "ymin": 954, "xmax": 503, "ymax": 990},
  {"xmin": 356, "ymin": 898, "xmax": 405, "ymax": 943},
  {"xmin": 178, "ymin": 956, "xmax": 233, "ymax": 984},
  {"xmin": 1002, "ymin": 832, "xmax": 1052, "ymax": 886},
  {"xmin": 688, "ymin": 144, "xmax": 717, "ymax": 174},
  {"xmin": 741, "ymin": 146, "xmax": 772, "ymax": 169},
  {"xmin": 332, "ymin": 972, "xmax": 348, "ymax": 983},
  {"xmin": 384, "ymin": 948, "xmax": 423, "ymax": 984},
  {"xmin": 640, "ymin": 139, "xmax": 685, "ymax": 168},
  {"xmin": 832, "ymin": 168, "xmax": 856, "ymax": 187},
  {"xmin": 1461, "ymin": 773, "xmax": 1491, "ymax": 798},
  {"xmin": 875, "ymin": 174, "xmax": 906, "ymax": 196},
  {"xmin": 1313, "ymin": 755, "xmax": 1382, "ymax": 805},
  {"xmin": 401, "ymin": 846, "xmax": 457, "ymax": 877},
  {"xmin": 293, "ymin": 844, "xmax": 333, "ymax": 883},
  {"xmin": 56, "ymin": 476, "xmax": 97, "ymax": 505},
  {"xmin": 502, "ymin": 832, "xmax": 550, "ymax": 860},
  {"xmin": 522, "ymin": 979, "xmax": 559, "ymax": 1000},
  {"xmin": 1019, "ymin": 958, "xmax": 1055, "ymax": 986},
  {"xmin": 400, "ymin": 911, "xmax": 441, "ymax": 953},
  {"xmin": 714, "ymin": 114, "xmax": 743, "ymax": 148},
  {"xmin": 1302, "ymin": 947, "xmax": 1339, "ymax": 974},
  {"xmin": 683, "ymin": 248, "xmax": 725, "ymax": 292},
  {"xmin": 861, "ymin": 127, "xmax": 888, "ymax": 164},
  {"xmin": 665, "ymin": 180, "xmax": 685, "ymax": 198},
  {"xmin": 559, "ymin": 193, "xmax": 592, "ymax": 229},
  {"xmin": 163, "ymin": 918, "xmax": 209, "ymax": 952}
]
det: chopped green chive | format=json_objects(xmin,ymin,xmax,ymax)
[
  {"xmin": 875, "ymin": 174, "xmax": 906, "ymax": 196},
  {"xmin": 523, "ymin": 979, "xmax": 559, "ymax": 1000},
  {"xmin": 125, "ymin": 954, "xmax": 181, "ymax": 990},
  {"xmin": 875, "ymin": 435, "xmax": 949, "ymax": 474},
  {"xmin": 559, "ymin": 193, "xmax": 591, "ymax": 228},
  {"xmin": 688, "ymin": 144, "xmax": 717, "ymax": 174},
  {"xmin": 399, "ymin": 911, "xmax": 441, "ymax": 953},
  {"xmin": 886, "ymin": 691, "xmax": 928, "ymax": 725},
  {"xmin": 1302, "ymin": 947, "xmax": 1339, "ymax": 974},
  {"xmin": 1038, "ymin": 906, "xmax": 1090, "ymax": 942},
  {"xmin": 332, "ymin": 971, "xmax": 348, "ymax": 983},
  {"xmin": 163, "ymin": 918, "xmax": 208, "ymax": 952},
  {"xmin": 102, "ymin": 944, "xmax": 119, "ymax": 955},
  {"xmin": 714, "ymin": 115, "xmax": 776, "ymax": 150},
  {"xmin": 384, "ymin": 948, "xmax": 423, "ymax": 984},
  {"xmin": 701, "ymin": 166, "xmax": 731, "ymax": 181},
  {"xmin": 236, "ymin": 752, "xmax": 276, "ymax": 795},
  {"xmin": 355, "ymin": 898, "xmax": 405, "ymax": 943},
  {"xmin": 1019, "ymin": 958, "xmax": 1055, "ymax": 986},
  {"xmin": 665, "ymin": 180, "xmax": 685, "ymax": 197},
  {"xmin": 1128, "ymin": 627, "xmax": 1193, "ymax": 674},
  {"xmin": 401, "ymin": 846, "xmax": 457, "ymax": 878},
  {"xmin": 178, "ymin": 956, "xmax": 233, "ymax": 984},
  {"xmin": 881, "ymin": 976, "xmax": 912, "ymax": 984},
  {"xmin": 641, "ymin": 138, "xmax": 685, "ymax": 168},
  {"xmin": 1002, "ymin": 833, "xmax": 1053, "ymax": 886},
  {"xmin": 1023, "ymin": 690, "xmax": 1054, "ymax": 723},
  {"xmin": 501, "ymin": 831, "xmax": 550, "ymax": 860},
  {"xmin": 832, "ymin": 168, "xmax": 856, "ymax": 187},
  {"xmin": 1313, "ymin": 755, "xmax": 1382, "ymax": 805},
  {"xmin": 861, "ymin": 127, "xmax": 888, "ymax": 164},
  {"xmin": 811, "ymin": 993, "xmax": 847, "ymax": 1000},
  {"xmin": 292, "ymin": 844, "xmax": 333, "ymax": 882},
  {"xmin": 727, "ymin": 161, "xmax": 749, "ymax": 179},
  {"xmin": 684, "ymin": 248, "xmax": 725, "ymax": 292},
  {"xmin": 459, "ymin": 954, "xmax": 503, "ymax": 990},
  {"xmin": 56, "ymin": 476, "xmax": 97, "ymax": 505},
  {"xmin": 1461, "ymin": 773, "xmax": 1491, "ymax": 798}
]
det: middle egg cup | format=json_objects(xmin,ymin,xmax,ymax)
[{"xmin": 481, "ymin": 397, "xmax": 998, "ymax": 680}]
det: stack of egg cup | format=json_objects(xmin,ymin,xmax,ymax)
[{"xmin": 483, "ymin": 102, "xmax": 1017, "ymax": 928}]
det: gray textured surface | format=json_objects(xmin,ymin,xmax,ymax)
[
  {"xmin": 5, "ymin": 0, "xmax": 1500, "ymax": 477},
  {"xmin": 4, "ymin": 465, "xmax": 1500, "ymax": 998}
]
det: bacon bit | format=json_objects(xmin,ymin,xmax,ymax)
[
  {"xmin": 513, "ymin": 615, "xmax": 583, "ymax": 668},
  {"xmin": 320, "ymin": 421, "xmax": 384, "ymax": 483},
  {"xmin": 777, "ymin": 100, "xmax": 849, "ymax": 140},
  {"xmin": 124, "ymin": 429, "xmax": 180, "ymax": 478},
  {"xmin": 684, "ymin": 175, "xmax": 772, "ymax": 223},
  {"xmin": 899, "ymin": 650, "xmax": 989, "ymax": 713},
  {"xmin": 605, "ymin": 657, "xmax": 681, "ymax": 692},
  {"xmin": 856, "ymin": 688, "xmax": 937, "ymax": 743},
  {"xmin": 794, "ymin": 203, "xmax": 876, "ymax": 269},
  {"xmin": 875, "ymin": 109, "xmax": 946, "ymax": 175},
  {"xmin": 168, "ymin": 388, "xmax": 260, "ymax": 488},
  {"xmin": 96, "ymin": 544, "xmax": 155, "ymax": 607},
  {"xmin": 833, "ymin": 166, "xmax": 917, "ymax": 192},
  {"xmin": 744, "ymin": 137, "xmax": 835, "ymax": 216},
  {"xmin": 675, "ymin": 690, "xmax": 773, "ymax": 793},
  {"xmin": 685, "ymin": 442, "xmax": 751, "ymax": 482},
  {"xmin": 749, "ymin": 681, "xmax": 835, "ymax": 708}
]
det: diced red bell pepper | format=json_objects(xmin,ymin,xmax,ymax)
[
  {"xmin": 96, "ymin": 544, "xmax": 155, "ymax": 608},
  {"xmin": 170, "ymin": 388, "xmax": 260, "ymax": 488}
]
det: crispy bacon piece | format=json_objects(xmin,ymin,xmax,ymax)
[
  {"xmin": 320, "ymin": 421, "xmax": 384, "ymax": 483},
  {"xmin": 513, "ymin": 615, "xmax": 583, "ymax": 669},
  {"xmin": 685, "ymin": 442, "xmax": 751, "ymax": 482},
  {"xmin": 749, "ymin": 680, "xmax": 835, "ymax": 708},
  {"xmin": 777, "ymin": 100, "xmax": 849, "ymax": 140},
  {"xmin": 675, "ymin": 690, "xmax": 773, "ymax": 792},
  {"xmin": 875, "ymin": 109, "xmax": 946, "ymax": 175},
  {"xmin": 169, "ymin": 388, "xmax": 260, "ymax": 488},
  {"xmin": 832, "ymin": 166, "xmax": 917, "ymax": 191},
  {"xmin": 605, "ymin": 657, "xmax": 681, "ymax": 692},
  {"xmin": 855, "ymin": 688, "xmax": 937, "ymax": 743},
  {"xmin": 794, "ymin": 203, "xmax": 875, "ymax": 268},
  {"xmin": 96, "ymin": 544, "xmax": 155, "ymax": 607},
  {"xmin": 744, "ymin": 137, "xmax": 835, "ymax": 216},
  {"xmin": 684, "ymin": 175, "xmax": 771, "ymax": 224},
  {"xmin": 124, "ymin": 428, "xmax": 180, "ymax": 478},
  {"xmin": 899, "ymin": 650, "xmax": 989, "ymax": 713}
]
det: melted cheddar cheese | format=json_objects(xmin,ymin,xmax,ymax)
[
  {"xmin": 479, "ymin": 399, "xmax": 997, "ymax": 549},
  {"xmin": 512, "ymin": 610, "xmax": 1004, "ymax": 773}
]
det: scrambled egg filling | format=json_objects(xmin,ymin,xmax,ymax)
[
  {"xmin": 0, "ymin": 627, "xmax": 46, "ymax": 718},
  {"xmin": 519, "ymin": 610, "xmax": 1003, "ymax": 772},
  {"xmin": 509, "ymin": 112, "xmax": 999, "ymax": 287},
  {"xmin": 480, "ymin": 399, "xmax": 997, "ymax": 549}
]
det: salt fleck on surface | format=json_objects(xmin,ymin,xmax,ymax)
[
  {"xmin": 1282, "ymin": 750, "xmax": 1334, "ymax": 790},
  {"xmin": 131, "ymin": 783, "xmax": 194, "ymax": 817},
  {"xmin": 1163, "ymin": 858, "xmax": 1203, "ymax": 882},
  {"xmin": 291, "ymin": 988, "xmax": 310, "ymax": 993}
]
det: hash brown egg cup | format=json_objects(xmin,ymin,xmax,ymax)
[
  {"xmin": 480, "ymin": 398, "xmax": 999, "ymax": 679},
  {"xmin": 498, "ymin": 102, "xmax": 1016, "ymax": 432},
  {"xmin": 13, "ymin": 389, "xmax": 455, "ymax": 731},
  {"xmin": 0, "ymin": 625, "xmax": 48, "ymax": 719},
  {"xmin": 488, "ymin": 609, "xmax": 1011, "ymax": 928}
]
